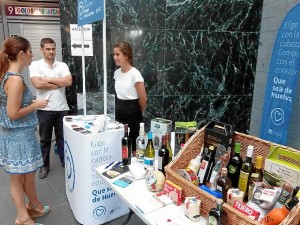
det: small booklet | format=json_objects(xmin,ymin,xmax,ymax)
[
  {"xmin": 134, "ymin": 195, "xmax": 166, "ymax": 214},
  {"xmin": 102, "ymin": 164, "xmax": 129, "ymax": 179},
  {"xmin": 134, "ymin": 193, "xmax": 173, "ymax": 214},
  {"xmin": 113, "ymin": 175, "xmax": 135, "ymax": 188}
]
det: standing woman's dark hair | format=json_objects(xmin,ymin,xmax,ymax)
[
  {"xmin": 0, "ymin": 36, "xmax": 30, "ymax": 81},
  {"xmin": 114, "ymin": 42, "xmax": 134, "ymax": 66}
]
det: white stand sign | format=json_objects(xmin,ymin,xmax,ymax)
[{"xmin": 70, "ymin": 24, "xmax": 93, "ymax": 56}]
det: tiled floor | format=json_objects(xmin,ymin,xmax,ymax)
[{"xmin": 0, "ymin": 144, "xmax": 145, "ymax": 225}]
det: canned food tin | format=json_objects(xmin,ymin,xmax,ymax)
[{"xmin": 176, "ymin": 168, "xmax": 199, "ymax": 186}]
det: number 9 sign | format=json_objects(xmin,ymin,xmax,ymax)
[{"xmin": 7, "ymin": 6, "xmax": 14, "ymax": 15}]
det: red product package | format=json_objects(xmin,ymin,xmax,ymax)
[
  {"xmin": 233, "ymin": 200, "xmax": 261, "ymax": 220},
  {"xmin": 158, "ymin": 180, "xmax": 183, "ymax": 206}
]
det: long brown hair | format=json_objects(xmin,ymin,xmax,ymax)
[
  {"xmin": 114, "ymin": 41, "xmax": 134, "ymax": 66},
  {"xmin": 0, "ymin": 36, "xmax": 30, "ymax": 81}
]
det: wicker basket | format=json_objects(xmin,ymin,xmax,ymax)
[{"xmin": 165, "ymin": 127, "xmax": 300, "ymax": 225}]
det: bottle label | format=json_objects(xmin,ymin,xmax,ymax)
[
  {"xmin": 228, "ymin": 165, "xmax": 237, "ymax": 174},
  {"xmin": 122, "ymin": 146, "xmax": 128, "ymax": 159},
  {"xmin": 136, "ymin": 140, "xmax": 146, "ymax": 160},
  {"xmin": 238, "ymin": 170, "xmax": 249, "ymax": 193},
  {"xmin": 144, "ymin": 157, "xmax": 154, "ymax": 165},
  {"xmin": 136, "ymin": 150, "xmax": 145, "ymax": 160},
  {"xmin": 187, "ymin": 161, "xmax": 200, "ymax": 174},
  {"xmin": 208, "ymin": 215, "xmax": 218, "ymax": 225},
  {"xmin": 158, "ymin": 156, "xmax": 162, "ymax": 170},
  {"xmin": 216, "ymin": 185, "xmax": 223, "ymax": 192},
  {"xmin": 198, "ymin": 160, "xmax": 209, "ymax": 184},
  {"xmin": 209, "ymin": 170, "xmax": 218, "ymax": 184}
]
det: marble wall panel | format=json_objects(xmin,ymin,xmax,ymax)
[{"xmin": 59, "ymin": 0, "xmax": 262, "ymax": 133}]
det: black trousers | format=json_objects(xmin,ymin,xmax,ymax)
[
  {"xmin": 115, "ymin": 99, "xmax": 143, "ymax": 151},
  {"xmin": 37, "ymin": 110, "xmax": 68, "ymax": 168}
]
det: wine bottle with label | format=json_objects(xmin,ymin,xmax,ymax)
[
  {"xmin": 248, "ymin": 155, "xmax": 263, "ymax": 201},
  {"xmin": 136, "ymin": 122, "xmax": 147, "ymax": 162},
  {"xmin": 144, "ymin": 131, "xmax": 155, "ymax": 166},
  {"xmin": 158, "ymin": 135, "xmax": 169, "ymax": 175},
  {"xmin": 208, "ymin": 199, "xmax": 222, "ymax": 225},
  {"xmin": 121, "ymin": 124, "xmax": 132, "ymax": 165},
  {"xmin": 198, "ymin": 145, "xmax": 215, "ymax": 185},
  {"xmin": 238, "ymin": 145, "xmax": 254, "ymax": 201},
  {"xmin": 227, "ymin": 142, "xmax": 243, "ymax": 188},
  {"xmin": 216, "ymin": 168, "xmax": 232, "ymax": 203},
  {"xmin": 165, "ymin": 133, "xmax": 173, "ymax": 163}
]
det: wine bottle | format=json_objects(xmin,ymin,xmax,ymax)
[
  {"xmin": 261, "ymin": 196, "xmax": 299, "ymax": 225},
  {"xmin": 165, "ymin": 133, "xmax": 173, "ymax": 163},
  {"xmin": 238, "ymin": 145, "xmax": 254, "ymax": 201},
  {"xmin": 158, "ymin": 135, "xmax": 169, "ymax": 175},
  {"xmin": 198, "ymin": 145, "xmax": 215, "ymax": 185},
  {"xmin": 121, "ymin": 124, "xmax": 132, "ymax": 165},
  {"xmin": 208, "ymin": 199, "xmax": 223, "ymax": 225},
  {"xmin": 216, "ymin": 168, "xmax": 232, "ymax": 203},
  {"xmin": 227, "ymin": 142, "xmax": 243, "ymax": 188},
  {"xmin": 248, "ymin": 155, "xmax": 263, "ymax": 201},
  {"xmin": 144, "ymin": 131, "xmax": 155, "ymax": 166},
  {"xmin": 136, "ymin": 122, "xmax": 147, "ymax": 163},
  {"xmin": 207, "ymin": 159, "xmax": 222, "ymax": 189}
]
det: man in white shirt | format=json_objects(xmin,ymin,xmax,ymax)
[{"xmin": 30, "ymin": 38, "xmax": 72, "ymax": 179}]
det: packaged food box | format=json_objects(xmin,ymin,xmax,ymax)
[
  {"xmin": 151, "ymin": 118, "xmax": 172, "ymax": 150},
  {"xmin": 264, "ymin": 145, "xmax": 300, "ymax": 188}
]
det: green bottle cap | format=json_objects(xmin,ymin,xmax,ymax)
[{"xmin": 234, "ymin": 142, "xmax": 241, "ymax": 154}]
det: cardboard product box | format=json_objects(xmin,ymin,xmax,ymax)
[
  {"xmin": 151, "ymin": 118, "xmax": 172, "ymax": 150},
  {"xmin": 204, "ymin": 121, "xmax": 233, "ymax": 159},
  {"xmin": 264, "ymin": 145, "xmax": 300, "ymax": 188}
]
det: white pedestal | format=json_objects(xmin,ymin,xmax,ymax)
[{"xmin": 63, "ymin": 116, "xmax": 129, "ymax": 225}]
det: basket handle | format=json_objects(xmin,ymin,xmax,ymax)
[{"xmin": 214, "ymin": 124, "xmax": 227, "ymax": 135}]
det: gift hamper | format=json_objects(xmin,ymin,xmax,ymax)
[{"xmin": 165, "ymin": 126, "xmax": 300, "ymax": 225}]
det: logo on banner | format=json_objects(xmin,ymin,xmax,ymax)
[
  {"xmin": 260, "ymin": 4, "xmax": 300, "ymax": 145},
  {"xmin": 65, "ymin": 141, "xmax": 75, "ymax": 192},
  {"xmin": 77, "ymin": 0, "xmax": 104, "ymax": 26},
  {"xmin": 93, "ymin": 206, "xmax": 106, "ymax": 219}
]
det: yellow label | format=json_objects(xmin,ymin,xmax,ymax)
[{"xmin": 238, "ymin": 171, "xmax": 249, "ymax": 193}]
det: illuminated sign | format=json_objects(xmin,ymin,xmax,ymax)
[{"xmin": 5, "ymin": 5, "xmax": 60, "ymax": 17}]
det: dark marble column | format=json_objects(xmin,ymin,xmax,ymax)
[{"xmin": 60, "ymin": 0, "xmax": 263, "ymax": 133}]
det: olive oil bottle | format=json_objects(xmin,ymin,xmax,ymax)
[
  {"xmin": 227, "ymin": 142, "xmax": 243, "ymax": 188},
  {"xmin": 238, "ymin": 145, "xmax": 254, "ymax": 201}
]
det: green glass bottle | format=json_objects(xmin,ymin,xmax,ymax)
[
  {"xmin": 158, "ymin": 135, "xmax": 169, "ymax": 175},
  {"xmin": 238, "ymin": 145, "xmax": 255, "ymax": 201},
  {"xmin": 227, "ymin": 142, "xmax": 243, "ymax": 188},
  {"xmin": 208, "ymin": 199, "xmax": 222, "ymax": 225},
  {"xmin": 165, "ymin": 133, "xmax": 173, "ymax": 163},
  {"xmin": 144, "ymin": 131, "xmax": 155, "ymax": 166}
]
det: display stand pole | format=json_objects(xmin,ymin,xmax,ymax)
[
  {"xmin": 103, "ymin": 0, "xmax": 107, "ymax": 131},
  {"xmin": 81, "ymin": 29, "xmax": 86, "ymax": 116}
]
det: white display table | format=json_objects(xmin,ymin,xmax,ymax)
[
  {"xmin": 96, "ymin": 160, "xmax": 208, "ymax": 225},
  {"xmin": 63, "ymin": 116, "xmax": 129, "ymax": 225}
]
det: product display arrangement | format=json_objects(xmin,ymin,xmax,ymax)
[
  {"xmin": 66, "ymin": 116, "xmax": 300, "ymax": 225},
  {"xmin": 164, "ymin": 121, "xmax": 300, "ymax": 225}
]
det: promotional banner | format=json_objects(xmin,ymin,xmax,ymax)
[
  {"xmin": 260, "ymin": 4, "xmax": 300, "ymax": 145},
  {"xmin": 64, "ymin": 121, "xmax": 129, "ymax": 225},
  {"xmin": 77, "ymin": 0, "xmax": 104, "ymax": 26}
]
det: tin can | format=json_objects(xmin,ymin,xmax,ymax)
[{"xmin": 176, "ymin": 169, "xmax": 199, "ymax": 186}]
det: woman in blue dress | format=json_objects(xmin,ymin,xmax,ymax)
[{"xmin": 0, "ymin": 36, "xmax": 50, "ymax": 225}]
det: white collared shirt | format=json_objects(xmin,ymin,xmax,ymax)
[{"xmin": 29, "ymin": 58, "xmax": 70, "ymax": 111}]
